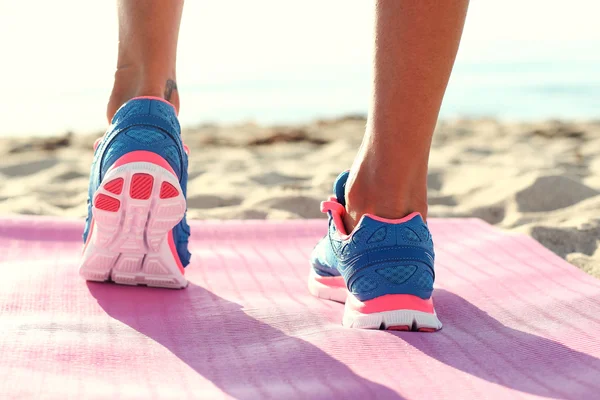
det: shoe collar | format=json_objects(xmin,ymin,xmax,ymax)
[{"xmin": 321, "ymin": 197, "xmax": 422, "ymax": 240}]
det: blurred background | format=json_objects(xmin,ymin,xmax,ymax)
[
  {"xmin": 0, "ymin": 1, "xmax": 599, "ymax": 273},
  {"xmin": 1, "ymin": 0, "xmax": 599, "ymax": 135}
]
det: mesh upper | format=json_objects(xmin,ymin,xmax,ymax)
[
  {"xmin": 310, "ymin": 171, "xmax": 436, "ymax": 301},
  {"xmin": 376, "ymin": 265, "xmax": 418, "ymax": 285}
]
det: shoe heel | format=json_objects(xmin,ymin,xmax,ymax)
[{"xmin": 80, "ymin": 152, "xmax": 187, "ymax": 289}]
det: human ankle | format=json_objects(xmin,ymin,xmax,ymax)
[
  {"xmin": 106, "ymin": 66, "xmax": 180, "ymax": 121},
  {"xmin": 342, "ymin": 166, "xmax": 428, "ymax": 232}
]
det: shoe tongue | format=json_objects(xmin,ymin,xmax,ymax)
[{"xmin": 333, "ymin": 171, "xmax": 350, "ymax": 206}]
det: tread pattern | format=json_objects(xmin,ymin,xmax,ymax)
[
  {"xmin": 95, "ymin": 194, "xmax": 120, "ymax": 212},
  {"xmin": 104, "ymin": 178, "xmax": 124, "ymax": 195},
  {"xmin": 80, "ymin": 162, "xmax": 187, "ymax": 289},
  {"xmin": 160, "ymin": 182, "xmax": 179, "ymax": 199},
  {"xmin": 130, "ymin": 173, "xmax": 154, "ymax": 200}
]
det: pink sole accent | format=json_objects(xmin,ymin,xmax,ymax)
[
  {"xmin": 387, "ymin": 326, "xmax": 436, "ymax": 332},
  {"xmin": 104, "ymin": 178, "xmax": 124, "ymax": 195},
  {"xmin": 313, "ymin": 274, "xmax": 346, "ymax": 288},
  {"xmin": 346, "ymin": 293, "xmax": 435, "ymax": 315},
  {"xmin": 95, "ymin": 194, "xmax": 120, "ymax": 212},
  {"xmin": 388, "ymin": 325, "xmax": 410, "ymax": 331},
  {"xmin": 168, "ymin": 230, "xmax": 185, "ymax": 274},
  {"xmin": 160, "ymin": 182, "xmax": 179, "ymax": 199},
  {"xmin": 108, "ymin": 151, "xmax": 177, "ymax": 177},
  {"xmin": 130, "ymin": 174, "xmax": 154, "ymax": 200}
]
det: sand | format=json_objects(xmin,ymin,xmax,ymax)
[{"xmin": 1, "ymin": 117, "xmax": 599, "ymax": 277}]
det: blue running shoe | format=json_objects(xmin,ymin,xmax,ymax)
[
  {"xmin": 308, "ymin": 171, "xmax": 442, "ymax": 330},
  {"xmin": 80, "ymin": 97, "xmax": 191, "ymax": 289}
]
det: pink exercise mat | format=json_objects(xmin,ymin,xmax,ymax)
[{"xmin": 1, "ymin": 216, "xmax": 600, "ymax": 399}]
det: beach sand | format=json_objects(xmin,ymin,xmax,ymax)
[{"xmin": 1, "ymin": 117, "xmax": 599, "ymax": 277}]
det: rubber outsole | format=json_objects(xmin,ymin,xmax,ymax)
[
  {"xmin": 80, "ymin": 161, "xmax": 188, "ymax": 289},
  {"xmin": 342, "ymin": 304, "xmax": 442, "ymax": 331},
  {"xmin": 308, "ymin": 266, "xmax": 442, "ymax": 331}
]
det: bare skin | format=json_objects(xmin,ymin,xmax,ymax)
[
  {"xmin": 107, "ymin": 0, "xmax": 183, "ymax": 120},
  {"xmin": 343, "ymin": 0, "xmax": 470, "ymax": 231},
  {"xmin": 109, "ymin": 0, "xmax": 469, "ymax": 232}
]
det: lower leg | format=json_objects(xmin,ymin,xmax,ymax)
[
  {"xmin": 344, "ymin": 0, "xmax": 469, "ymax": 230},
  {"xmin": 107, "ymin": 0, "xmax": 184, "ymax": 121}
]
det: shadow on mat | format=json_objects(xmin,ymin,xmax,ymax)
[
  {"xmin": 397, "ymin": 289, "xmax": 600, "ymax": 399},
  {"xmin": 89, "ymin": 282, "xmax": 403, "ymax": 400}
]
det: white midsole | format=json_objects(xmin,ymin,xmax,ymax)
[{"xmin": 307, "ymin": 267, "xmax": 348, "ymax": 303}]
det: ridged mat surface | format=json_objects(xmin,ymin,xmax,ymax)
[{"xmin": 1, "ymin": 216, "xmax": 600, "ymax": 400}]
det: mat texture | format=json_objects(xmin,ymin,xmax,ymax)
[{"xmin": 1, "ymin": 216, "xmax": 600, "ymax": 400}]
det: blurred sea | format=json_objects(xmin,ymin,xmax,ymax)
[
  {"xmin": 1, "ymin": 1, "xmax": 598, "ymax": 136},
  {"xmin": 4, "ymin": 59, "xmax": 597, "ymax": 137}
]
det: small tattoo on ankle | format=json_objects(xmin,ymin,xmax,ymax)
[{"xmin": 164, "ymin": 79, "xmax": 178, "ymax": 101}]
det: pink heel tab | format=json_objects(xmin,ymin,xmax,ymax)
[
  {"xmin": 363, "ymin": 212, "xmax": 422, "ymax": 224},
  {"xmin": 131, "ymin": 96, "xmax": 178, "ymax": 115},
  {"xmin": 321, "ymin": 199, "xmax": 423, "ymax": 239},
  {"xmin": 93, "ymin": 137, "xmax": 103, "ymax": 151},
  {"xmin": 320, "ymin": 196, "xmax": 345, "ymax": 215},
  {"xmin": 347, "ymin": 293, "xmax": 435, "ymax": 314},
  {"xmin": 321, "ymin": 196, "xmax": 350, "ymax": 237}
]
